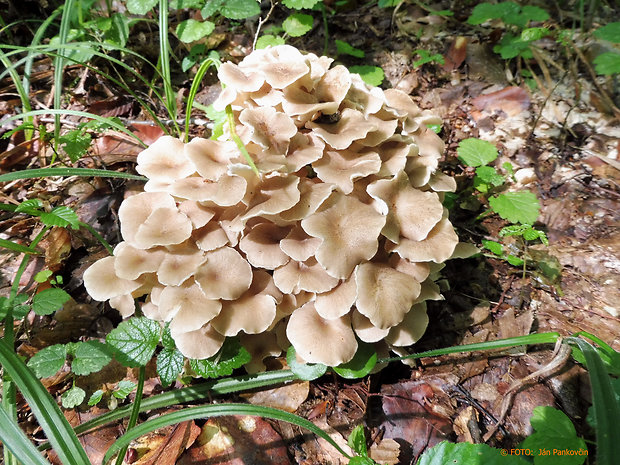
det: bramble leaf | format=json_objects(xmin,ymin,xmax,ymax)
[
  {"xmin": 219, "ymin": 0, "xmax": 260, "ymax": 20},
  {"xmin": 593, "ymin": 52, "xmax": 620, "ymax": 75},
  {"xmin": 417, "ymin": 440, "xmax": 528, "ymax": 464},
  {"xmin": 32, "ymin": 288, "xmax": 71, "ymax": 316},
  {"xmin": 157, "ymin": 348, "xmax": 184, "ymax": 387},
  {"xmin": 594, "ymin": 22, "xmax": 620, "ymax": 43},
  {"xmin": 106, "ymin": 317, "xmax": 161, "ymax": 367},
  {"xmin": 125, "ymin": 0, "xmax": 157, "ymax": 15},
  {"xmin": 189, "ymin": 337, "xmax": 251, "ymax": 379},
  {"xmin": 255, "ymin": 34, "xmax": 286, "ymax": 49},
  {"xmin": 39, "ymin": 206, "xmax": 80, "ymax": 229},
  {"xmin": 27, "ymin": 344, "xmax": 67, "ymax": 378},
  {"xmin": 489, "ymin": 191, "xmax": 540, "ymax": 224},
  {"xmin": 283, "ymin": 13, "xmax": 314, "ymax": 37},
  {"xmin": 282, "ymin": 0, "xmax": 322, "ymax": 9},
  {"xmin": 71, "ymin": 341, "xmax": 113, "ymax": 376},
  {"xmin": 58, "ymin": 129, "xmax": 91, "ymax": 162}
]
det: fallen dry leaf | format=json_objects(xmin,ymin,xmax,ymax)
[
  {"xmin": 241, "ymin": 380, "xmax": 309, "ymax": 413},
  {"xmin": 472, "ymin": 86, "xmax": 531, "ymax": 118},
  {"xmin": 134, "ymin": 421, "xmax": 201, "ymax": 465}
]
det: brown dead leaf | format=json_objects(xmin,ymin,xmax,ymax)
[
  {"xmin": 40, "ymin": 227, "xmax": 72, "ymax": 272},
  {"xmin": 241, "ymin": 380, "xmax": 309, "ymax": 412},
  {"xmin": 311, "ymin": 416, "xmax": 353, "ymax": 465},
  {"xmin": 472, "ymin": 86, "xmax": 531, "ymax": 118},
  {"xmin": 443, "ymin": 37, "xmax": 468, "ymax": 72},
  {"xmin": 134, "ymin": 421, "xmax": 201, "ymax": 465},
  {"xmin": 369, "ymin": 438, "xmax": 400, "ymax": 465}
]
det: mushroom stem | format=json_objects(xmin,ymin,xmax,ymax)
[{"xmin": 225, "ymin": 105, "xmax": 260, "ymax": 176}]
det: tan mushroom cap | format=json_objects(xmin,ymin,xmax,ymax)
[
  {"xmin": 83, "ymin": 256, "xmax": 143, "ymax": 302},
  {"xmin": 307, "ymin": 108, "xmax": 378, "ymax": 150},
  {"xmin": 218, "ymin": 61, "xmax": 265, "ymax": 92},
  {"xmin": 109, "ymin": 294, "xmax": 136, "ymax": 318},
  {"xmin": 367, "ymin": 170, "xmax": 444, "ymax": 243},
  {"xmin": 301, "ymin": 194, "xmax": 386, "ymax": 279},
  {"xmin": 345, "ymin": 74, "xmax": 385, "ymax": 116},
  {"xmin": 314, "ymin": 276, "xmax": 357, "ymax": 320},
  {"xmin": 385, "ymin": 302, "xmax": 429, "ymax": 346},
  {"xmin": 389, "ymin": 218, "xmax": 459, "ymax": 263},
  {"xmin": 211, "ymin": 271, "xmax": 278, "ymax": 336},
  {"xmin": 184, "ymin": 138, "xmax": 238, "ymax": 181},
  {"xmin": 136, "ymin": 135, "xmax": 196, "ymax": 182},
  {"xmin": 286, "ymin": 302, "xmax": 358, "ymax": 366},
  {"xmin": 239, "ymin": 332, "xmax": 283, "ymax": 373},
  {"xmin": 178, "ymin": 201, "xmax": 215, "ymax": 229},
  {"xmin": 172, "ymin": 324, "xmax": 226, "ymax": 360},
  {"xmin": 428, "ymin": 172, "xmax": 457, "ymax": 192},
  {"xmin": 279, "ymin": 133, "xmax": 325, "ymax": 173},
  {"xmin": 412, "ymin": 125, "xmax": 445, "ymax": 159},
  {"xmin": 195, "ymin": 246, "xmax": 253, "ymax": 300},
  {"xmin": 157, "ymin": 281, "xmax": 222, "ymax": 323},
  {"xmin": 171, "ymin": 174, "xmax": 247, "ymax": 206},
  {"xmin": 388, "ymin": 255, "xmax": 431, "ymax": 282},
  {"xmin": 354, "ymin": 262, "xmax": 421, "ymax": 330},
  {"xmin": 113, "ymin": 242, "xmax": 166, "ymax": 280},
  {"xmin": 405, "ymin": 154, "xmax": 440, "ymax": 188},
  {"xmin": 375, "ymin": 136, "xmax": 414, "ymax": 177},
  {"xmin": 119, "ymin": 192, "xmax": 177, "ymax": 245},
  {"xmin": 243, "ymin": 45, "xmax": 310, "ymax": 89},
  {"xmin": 239, "ymin": 107, "xmax": 298, "ymax": 155},
  {"xmin": 273, "ymin": 257, "xmax": 339, "ymax": 294},
  {"xmin": 239, "ymin": 222, "xmax": 291, "ymax": 269},
  {"xmin": 131, "ymin": 206, "xmax": 194, "ymax": 250},
  {"xmin": 313, "ymin": 147, "xmax": 381, "ymax": 194},
  {"xmin": 241, "ymin": 174, "xmax": 301, "ymax": 222},
  {"xmin": 351, "ymin": 310, "xmax": 390, "ymax": 343},
  {"xmin": 279, "ymin": 225, "xmax": 321, "ymax": 262},
  {"xmin": 193, "ymin": 222, "xmax": 230, "ymax": 252},
  {"xmin": 279, "ymin": 178, "xmax": 334, "ymax": 222},
  {"xmin": 157, "ymin": 244, "xmax": 207, "ymax": 286}
]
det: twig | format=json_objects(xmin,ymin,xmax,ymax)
[{"xmin": 253, "ymin": 0, "xmax": 277, "ymax": 51}]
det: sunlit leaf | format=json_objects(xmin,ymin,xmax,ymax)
[
  {"xmin": 71, "ymin": 341, "xmax": 113, "ymax": 376},
  {"xmin": 176, "ymin": 19, "xmax": 215, "ymax": 43},
  {"xmin": 157, "ymin": 348, "xmax": 184, "ymax": 387},
  {"xmin": 32, "ymin": 288, "xmax": 71, "ymax": 316},
  {"xmin": 456, "ymin": 138, "xmax": 498, "ymax": 167},
  {"xmin": 336, "ymin": 40, "xmax": 365, "ymax": 58},
  {"xmin": 27, "ymin": 344, "xmax": 67, "ymax": 378},
  {"xmin": 287, "ymin": 346, "xmax": 327, "ymax": 381},
  {"xmin": 106, "ymin": 317, "xmax": 161, "ymax": 367},
  {"xmin": 189, "ymin": 337, "xmax": 251, "ymax": 379},
  {"xmin": 349, "ymin": 65, "xmax": 384, "ymax": 86},
  {"xmin": 594, "ymin": 22, "xmax": 620, "ymax": 43},
  {"xmin": 219, "ymin": 0, "xmax": 260, "ymax": 19},
  {"xmin": 39, "ymin": 206, "xmax": 80, "ymax": 229},
  {"xmin": 282, "ymin": 13, "xmax": 314, "ymax": 37},
  {"xmin": 113, "ymin": 380, "xmax": 137, "ymax": 399},
  {"xmin": 126, "ymin": 0, "xmax": 158, "ymax": 15},
  {"xmin": 489, "ymin": 191, "xmax": 540, "ymax": 224},
  {"xmin": 62, "ymin": 386, "xmax": 86, "ymax": 408}
]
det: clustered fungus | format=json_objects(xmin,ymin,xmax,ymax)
[{"xmin": 83, "ymin": 45, "xmax": 461, "ymax": 370}]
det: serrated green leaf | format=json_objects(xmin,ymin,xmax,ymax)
[
  {"xmin": 282, "ymin": 0, "xmax": 321, "ymax": 9},
  {"xmin": 161, "ymin": 324, "xmax": 176, "ymax": 350},
  {"xmin": 468, "ymin": 2, "xmax": 520, "ymax": 25},
  {"xmin": 58, "ymin": 129, "xmax": 91, "ymax": 162},
  {"xmin": 0, "ymin": 294, "xmax": 30, "ymax": 320},
  {"xmin": 594, "ymin": 22, "xmax": 620, "ymax": 43},
  {"xmin": 219, "ymin": 0, "xmax": 260, "ymax": 20},
  {"xmin": 106, "ymin": 317, "xmax": 161, "ymax": 367},
  {"xmin": 499, "ymin": 223, "xmax": 530, "ymax": 237},
  {"xmin": 189, "ymin": 337, "xmax": 251, "ymax": 379},
  {"xmin": 113, "ymin": 380, "xmax": 137, "ymax": 399},
  {"xmin": 482, "ymin": 239, "xmax": 503, "ymax": 256},
  {"xmin": 71, "ymin": 341, "xmax": 113, "ymax": 376},
  {"xmin": 88, "ymin": 389, "xmax": 104, "ymax": 406},
  {"xmin": 39, "ymin": 206, "xmax": 80, "ymax": 229},
  {"xmin": 489, "ymin": 191, "xmax": 540, "ymax": 224},
  {"xmin": 125, "ymin": 0, "xmax": 158, "ymax": 14},
  {"xmin": 170, "ymin": 0, "xmax": 204, "ymax": 7},
  {"xmin": 157, "ymin": 348, "xmax": 184, "ymax": 387},
  {"xmin": 286, "ymin": 346, "xmax": 327, "ymax": 381},
  {"xmin": 32, "ymin": 288, "xmax": 71, "ymax": 316},
  {"xmin": 593, "ymin": 52, "xmax": 620, "ymax": 75},
  {"xmin": 456, "ymin": 138, "xmax": 498, "ymax": 167},
  {"xmin": 521, "ymin": 27, "xmax": 549, "ymax": 42},
  {"xmin": 475, "ymin": 166, "xmax": 505, "ymax": 191},
  {"xmin": 349, "ymin": 65, "xmax": 384, "ymax": 86},
  {"xmin": 417, "ymin": 440, "xmax": 528, "ymax": 465},
  {"xmin": 15, "ymin": 198, "xmax": 43, "ymax": 214},
  {"xmin": 62, "ymin": 386, "xmax": 86, "ymax": 408},
  {"xmin": 333, "ymin": 341, "xmax": 377, "ymax": 379},
  {"xmin": 282, "ymin": 13, "xmax": 314, "ymax": 37},
  {"xmin": 520, "ymin": 406, "xmax": 587, "ymax": 465},
  {"xmin": 506, "ymin": 254, "xmax": 524, "ymax": 266},
  {"xmin": 176, "ymin": 19, "xmax": 215, "ymax": 43},
  {"xmin": 27, "ymin": 344, "xmax": 67, "ymax": 378},
  {"xmin": 336, "ymin": 40, "xmax": 365, "ymax": 58},
  {"xmin": 347, "ymin": 425, "xmax": 368, "ymax": 456},
  {"xmin": 201, "ymin": 0, "xmax": 225, "ymax": 17},
  {"xmin": 34, "ymin": 269, "xmax": 54, "ymax": 283},
  {"xmin": 255, "ymin": 34, "xmax": 286, "ymax": 49}
]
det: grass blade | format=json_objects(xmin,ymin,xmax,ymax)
[
  {"xmin": 0, "ymin": 168, "xmax": 146, "ymax": 183},
  {"xmin": 0, "ymin": 407, "xmax": 51, "ymax": 465},
  {"xmin": 0, "ymin": 238, "xmax": 40, "ymax": 254},
  {"xmin": 566, "ymin": 336, "xmax": 620, "ymax": 465},
  {"xmin": 185, "ymin": 57, "xmax": 220, "ymax": 141},
  {"xmin": 102, "ymin": 403, "xmax": 351, "ymax": 464},
  {"xmin": 158, "ymin": 0, "xmax": 179, "ymax": 135},
  {"xmin": 53, "ymin": 0, "xmax": 74, "ymax": 154},
  {"xmin": 0, "ymin": 339, "xmax": 90, "ymax": 465}
]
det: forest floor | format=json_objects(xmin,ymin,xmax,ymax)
[{"xmin": 1, "ymin": 1, "xmax": 619, "ymax": 464}]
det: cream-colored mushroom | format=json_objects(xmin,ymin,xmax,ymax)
[
  {"xmin": 307, "ymin": 108, "xmax": 378, "ymax": 150},
  {"xmin": 172, "ymin": 324, "xmax": 226, "ymax": 360},
  {"xmin": 239, "ymin": 332, "xmax": 283, "ymax": 373},
  {"xmin": 367, "ymin": 170, "xmax": 444, "ymax": 243},
  {"xmin": 158, "ymin": 280, "xmax": 222, "ymax": 323},
  {"xmin": 286, "ymin": 302, "xmax": 358, "ymax": 366},
  {"xmin": 83, "ymin": 256, "xmax": 143, "ymax": 302},
  {"xmin": 136, "ymin": 136, "xmax": 196, "ymax": 182},
  {"xmin": 314, "ymin": 276, "xmax": 357, "ymax": 320},
  {"xmin": 239, "ymin": 107, "xmax": 298, "ymax": 155},
  {"xmin": 170, "ymin": 174, "xmax": 247, "ymax": 206},
  {"xmin": 194, "ymin": 246, "xmax": 253, "ymax": 300},
  {"xmin": 385, "ymin": 302, "xmax": 429, "ymax": 346},
  {"xmin": 184, "ymin": 138, "xmax": 238, "ymax": 182},
  {"xmin": 278, "ymin": 178, "xmax": 334, "ymax": 222},
  {"xmin": 301, "ymin": 194, "xmax": 386, "ymax": 279},
  {"xmin": 109, "ymin": 294, "xmax": 136, "ymax": 318},
  {"xmin": 113, "ymin": 242, "xmax": 166, "ymax": 280},
  {"xmin": 239, "ymin": 222, "xmax": 290, "ymax": 269},
  {"xmin": 389, "ymin": 218, "xmax": 459, "ymax": 263},
  {"xmin": 193, "ymin": 222, "xmax": 230, "ymax": 252},
  {"xmin": 351, "ymin": 310, "xmax": 390, "ymax": 343},
  {"xmin": 279, "ymin": 224, "xmax": 321, "ymax": 262},
  {"xmin": 218, "ymin": 61, "xmax": 265, "ymax": 93},
  {"xmin": 313, "ymin": 146, "xmax": 381, "ymax": 194},
  {"xmin": 118, "ymin": 192, "xmax": 177, "ymax": 246},
  {"xmin": 157, "ymin": 243, "xmax": 207, "ymax": 286},
  {"xmin": 241, "ymin": 173, "xmax": 301, "ymax": 222},
  {"xmin": 178, "ymin": 201, "xmax": 216, "ymax": 229},
  {"xmin": 273, "ymin": 257, "xmax": 339, "ymax": 294},
  {"xmin": 354, "ymin": 262, "xmax": 421, "ymax": 330}
]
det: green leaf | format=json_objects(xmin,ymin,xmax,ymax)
[
  {"xmin": 219, "ymin": 0, "xmax": 260, "ymax": 20},
  {"xmin": 58, "ymin": 129, "xmax": 91, "ymax": 162},
  {"xmin": 495, "ymin": 34, "xmax": 533, "ymax": 59},
  {"xmin": 106, "ymin": 317, "xmax": 161, "ymax": 367},
  {"xmin": 282, "ymin": 0, "xmax": 322, "ymax": 9},
  {"xmin": 482, "ymin": 239, "xmax": 503, "ymax": 256},
  {"xmin": 255, "ymin": 34, "xmax": 286, "ymax": 49},
  {"xmin": 157, "ymin": 348, "xmax": 184, "ymax": 387},
  {"xmin": 377, "ymin": 0, "xmax": 399, "ymax": 7},
  {"xmin": 467, "ymin": 2, "xmax": 520, "ymax": 25},
  {"xmin": 333, "ymin": 341, "xmax": 377, "ymax": 379},
  {"xmin": 113, "ymin": 380, "xmax": 137, "ymax": 399},
  {"xmin": 176, "ymin": 19, "xmax": 215, "ymax": 43},
  {"xmin": 201, "ymin": 0, "xmax": 225, "ymax": 17},
  {"xmin": 282, "ymin": 13, "xmax": 314, "ymax": 37},
  {"xmin": 161, "ymin": 324, "xmax": 176, "ymax": 350},
  {"xmin": 39, "ymin": 206, "xmax": 80, "ymax": 229},
  {"xmin": 347, "ymin": 424, "xmax": 368, "ymax": 456},
  {"xmin": 190, "ymin": 337, "xmax": 251, "ymax": 378},
  {"xmin": 489, "ymin": 191, "xmax": 540, "ymax": 224},
  {"xmin": 71, "ymin": 341, "xmax": 113, "ymax": 376},
  {"xmin": 62, "ymin": 385, "xmax": 86, "ymax": 409},
  {"xmin": 105, "ymin": 13, "xmax": 130, "ymax": 48},
  {"xmin": 27, "ymin": 344, "xmax": 67, "ymax": 378},
  {"xmin": 417, "ymin": 440, "xmax": 528, "ymax": 465},
  {"xmin": 474, "ymin": 166, "xmax": 505, "ymax": 191},
  {"xmin": 286, "ymin": 346, "xmax": 327, "ymax": 381},
  {"xmin": 506, "ymin": 254, "xmax": 524, "ymax": 266},
  {"xmin": 15, "ymin": 198, "xmax": 43, "ymax": 214},
  {"xmin": 0, "ymin": 294, "xmax": 30, "ymax": 320},
  {"xmin": 0, "ymin": 406, "xmax": 52, "ymax": 465},
  {"xmin": 520, "ymin": 406, "xmax": 587, "ymax": 465},
  {"xmin": 32, "ymin": 288, "xmax": 71, "ymax": 316},
  {"xmin": 521, "ymin": 5, "xmax": 549, "ymax": 22},
  {"xmin": 349, "ymin": 65, "xmax": 384, "ymax": 86},
  {"xmin": 88, "ymin": 389, "xmax": 104, "ymax": 406},
  {"xmin": 427, "ymin": 123, "xmax": 442, "ymax": 134},
  {"xmin": 0, "ymin": 238, "xmax": 38, "ymax": 255},
  {"xmin": 456, "ymin": 138, "xmax": 498, "ymax": 167},
  {"xmin": 593, "ymin": 52, "xmax": 620, "ymax": 75},
  {"xmin": 594, "ymin": 22, "xmax": 620, "ymax": 43},
  {"xmin": 336, "ymin": 40, "xmax": 365, "ymax": 58},
  {"xmin": 521, "ymin": 27, "xmax": 549, "ymax": 42},
  {"xmin": 412, "ymin": 49, "xmax": 445, "ymax": 67},
  {"xmin": 499, "ymin": 223, "xmax": 531, "ymax": 237},
  {"xmin": 126, "ymin": 0, "xmax": 158, "ymax": 14},
  {"xmin": 34, "ymin": 269, "xmax": 54, "ymax": 283}
]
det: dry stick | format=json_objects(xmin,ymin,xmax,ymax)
[
  {"xmin": 482, "ymin": 339, "xmax": 572, "ymax": 442},
  {"xmin": 252, "ymin": 0, "xmax": 277, "ymax": 51},
  {"xmin": 527, "ymin": 69, "xmax": 569, "ymax": 141}
]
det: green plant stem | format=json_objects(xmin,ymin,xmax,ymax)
[
  {"xmin": 113, "ymin": 366, "xmax": 146, "ymax": 465},
  {"xmin": 321, "ymin": 3, "xmax": 329, "ymax": 56},
  {"xmin": 158, "ymin": 0, "xmax": 180, "ymax": 135},
  {"xmin": 0, "ymin": 167, "xmax": 147, "ymax": 183},
  {"xmin": 225, "ymin": 105, "xmax": 259, "ymax": 175},
  {"xmin": 78, "ymin": 222, "xmax": 113, "ymax": 254},
  {"xmin": 53, "ymin": 0, "xmax": 75, "ymax": 157}
]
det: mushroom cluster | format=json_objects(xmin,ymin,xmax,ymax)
[{"xmin": 83, "ymin": 45, "xmax": 460, "ymax": 370}]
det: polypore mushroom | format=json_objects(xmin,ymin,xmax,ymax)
[
  {"xmin": 238, "ymin": 222, "xmax": 291, "ymax": 269},
  {"xmin": 286, "ymin": 302, "xmax": 358, "ymax": 366},
  {"xmin": 273, "ymin": 256, "xmax": 339, "ymax": 294},
  {"xmin": 156, "ymin": 243, "xmax": 207, "ymax": 286},
  {"xmin": 313, "ymin": 146, "xmax": 381, "ymax": 194},
  {"xmin": 158, "ymin": 281, "xmax": 222, "ymax": 323},
  {"xmin": 172, "ymin": 324, "xmax": 226, "ymax": 360},
  {"xmin": 184, "ymin": 138, "xmax": 238, "ymax": 182},
  {"xmin": 307, "ymin": 108, "xmax": 378, "ymax": 150},
  {"xmin": 113, "ymin": 242, "xmax": 166, "ymax": 280},
  {"xmin": 238, "ymin": 107, "xmax": 298, "ymax": 155},
  {"xmin": 389, "ymin": 218, "xmax": 459, "ymax": 263},
  {"xmin": 314, "ymin": 276, "xmax": 357, "ymax": 319}
]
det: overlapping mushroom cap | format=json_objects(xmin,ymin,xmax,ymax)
[{"xmin": 83, "ymin": 45, "xmax": 460, "ymax": 367}]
